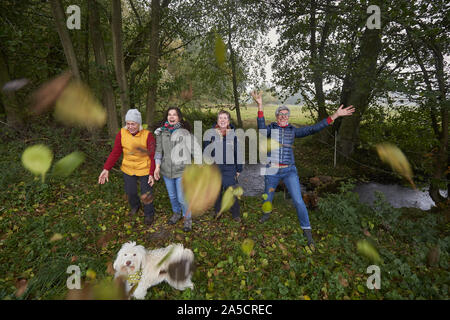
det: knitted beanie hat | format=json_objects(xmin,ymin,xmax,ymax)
[{"xmin": 125, "ymin": 109, "xmax": 142, "ymax": 124}]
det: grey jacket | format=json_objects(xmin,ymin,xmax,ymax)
[{"xmin": 154, "ymin": 127, "xmax": 200, "ymax": 179}]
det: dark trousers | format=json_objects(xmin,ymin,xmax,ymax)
[
  {"xmin": 214, "ymin": 176, "xmax": 240, "ymax": 219},
  {"xmin": 123, "ymin": 173, "xmax": 155, "ymax": 217}
]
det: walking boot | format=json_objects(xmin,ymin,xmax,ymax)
[
  {"xmin": 144, "ymin": 215, "xmax": 154, "ymax": 226},
  {"xmin": 259, "ymin": 213, "xmax": 271, "ymax": 223},
  {"xmin": 303, "ymin": 229, "xmax": 315, "ymax": 248},
  {"xmin": 183, "ymin": 217, "xmax": 192, "ymax": 232},
  {"xmin": 168, "ymin": 212, "xmax": 182, "ymax": 225}
]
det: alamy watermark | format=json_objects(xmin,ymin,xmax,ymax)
[
  {"xmin": 66, "ymin": 5, "xmax": 81, "ymax": 30},
  {"xmin": 165, "ymin": 121, "xmax": 282, "ymax": 175},
  {"xmin": 66, "ymin": 265, "xmax": 81, "ymax": 289},
  {"xmin": 366, "ymin": 265, "xmax": 381, "ymax": 289},
  {"xmin": 366, "ymin": 5, "xmax": 381, "ymax": 30}
]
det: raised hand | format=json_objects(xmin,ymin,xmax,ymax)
[
  {"xmin": 331, "ymin": 105, "xmax": 355, "ymax": 120},
  {"xmin": 250, "ymin": 90, "xmax": 262, "ymax": 108}
]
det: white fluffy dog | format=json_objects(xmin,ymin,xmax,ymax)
[{"xmin": 113, "ymin": 241, "xmax": 195, "ymax": 299}]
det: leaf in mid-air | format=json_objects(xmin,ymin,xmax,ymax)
[
  {"xmin": 21, "ymin": 144, "xmax": 53, "ymax": 182},
  {"xmin": 376, "ymin": 142, "xmax": 415, "ymax": 188},
  {"xmin": 52, "ymin": 151, "xmax": 85, "ymax": 177}
]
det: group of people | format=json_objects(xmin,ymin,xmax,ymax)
[{"xmin": 98, "ymin": 92, "xmax": 354, "ymax": 246}]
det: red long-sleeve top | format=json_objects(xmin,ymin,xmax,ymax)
[{"xmin": 103, "ymin": 130, "xmax": 156, "ymax": 176}]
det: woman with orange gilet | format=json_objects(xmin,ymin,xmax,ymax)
[{"xmin": 98, "ymin": 109, "xmax": 156, "ymax": 226}]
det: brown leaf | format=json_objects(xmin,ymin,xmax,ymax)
[
  {"xmin": 96, "ymin": 233, "xmax": 114, "ymax": 249},
  {"xmin": 338, "ymin": 274, "xmax": 349, "ymax": 287},
  {"xmin": 30, "ymin": 71, "xmax": 72, "ymax": 114},
  {"xmin": 140, "ymin": 191, "xmax": 154, "ymax": 205},
  {"xmin": 15, "ymin": 279, "xmax": 28, "ymax": 298},
  {"xmin": 106, "ymin": 261, "xmax": 115, "ymax": 276},
  {"xmin": 71, "ymin": 256, "xmax": 78, "ymax": 263}
]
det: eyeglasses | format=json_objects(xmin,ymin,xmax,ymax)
[{"xmin": 278, "ymin": 113, "xmax": 289, "ymax": 118}]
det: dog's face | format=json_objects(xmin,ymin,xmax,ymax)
[{"xmin": 113, "ymin": 242, "xmax": 147, "ymax": 275}]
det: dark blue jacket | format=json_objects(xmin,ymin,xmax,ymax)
[
  {"xmin": 257, "ymin": 115, "xmax": 330, "ymax": 165},
  {"xmin": 203, "ymin": 123, "xmax": 243, "ymax": 184}
]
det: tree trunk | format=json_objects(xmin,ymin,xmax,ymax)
[
  {"xmin": 229, "ymin": 44, "xmax": 243, "ymax": 128},
  {"xmin": 112, "ymin": 0, "xmax": 130, "ymax": 125},
  {"xmin": 227, "ymin": 14, "xmax": 243, "ymax": 128},
  {"xmin": 49, "ymin": 0, "xmax": 81, "ymax": 79},
  {"xmin": 310, "ymin": 0, "xmax": 332, "ymax": 143},
  {"xmin": 146, "ymin": 0, "xmax": 161, "ymax": 127},
  {"xmin": 88, "ymin": 0, "xmax": 118, "ymax": 138},
  {"xmin": 0, "ymin": 51, "xmax": 23, "ymax": 127},
  {"xmin": 337, "ymin": 27, "xmax": 382, "ymax": 158},
  {"xmin": 429, "ymin": 47, "xmax": 448, "ymax": 205}
]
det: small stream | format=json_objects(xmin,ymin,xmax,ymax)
[{"xmin": 237, "ymin": 164, "xmax": 447, "ymax": 211}]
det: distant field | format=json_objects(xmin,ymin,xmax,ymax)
[{"xmin": 215, "ymin": 104, "xmax": 312, "ymax": 129}]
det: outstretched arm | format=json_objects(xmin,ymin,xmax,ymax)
[
  {"xmin": 294, "ymin": 104, "xmax": 355, "ymax": 138},
  {"xmin": 330, "ymin": 105, "xmax": 355, "ymax": 121}
]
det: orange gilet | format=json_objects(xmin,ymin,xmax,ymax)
[{"xmin": 120, "ymin": 128, "xmax": 151, "ymax": 176}]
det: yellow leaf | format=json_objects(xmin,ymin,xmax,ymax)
[
  {"xmin": 21, "ymin": 144, "xmax": 53, "ymax": 182},
  {"xmin": 375, "ymin": 143, "xmax": 415, "ymax": 188},
  {"xmin": 241, "ymin": 239, "xmax": 254, "ymax": 256},
  {"xmin": 357, "ymin": 240, "xmax": 382, "ymax": 264},
  {"xmin": 303, "ymin": 295, "xmax": 311, "ymax": 300},
  {"xmin": 214, "ymin": 33, "xmax": 226, "ymax": 67},
  {"xmin": 182, "ymin": 164, "xmax": 222, "ymax": 216},
  {"xmin": 216, "ymin": 186, "xmax": 235, "ymax": 219},
  {"xmin": 54, "ymin": 80, "xmax": 106, "ymax": 128},
  {"xmin": 49, "ymin": 233, "xmax": 63, "ymax": 242}
]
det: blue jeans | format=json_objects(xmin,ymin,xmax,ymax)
[
  {"xmin": 263, "ymin": 165, "xmax": 311, "ymax": 229},
  {"xmin": 162, "ymin": 176, "xmax": 188, "ymax": 217}
]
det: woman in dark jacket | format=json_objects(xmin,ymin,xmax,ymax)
[{"xmin": 204, "ymin": 110, "xmax": 243, "ymax": 221}]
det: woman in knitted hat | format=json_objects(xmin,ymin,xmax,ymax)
[
  {"xmin": 98, "ymin": 109, "xmax": 157, "ymax": 226},
  {"xmin": 153, "ymin": 107, "xmax": 197, "ymax": 232}
]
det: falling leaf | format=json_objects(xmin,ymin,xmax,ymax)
[
  {"xmin": 21, "ymin": 144, "xmax": 53, "ymax": 182},
  {"xmin": 259, "ymin": 136, "xmax": 281, "ymax": 154},
  {"xmin": 214, "ymin": 33, "xmax": 226, "ymax": 67},
  {"xmin": 262, "ymin": 201, "xmax": 272, "ymax": 214},
  {"xmin": 156, "ymin": 246, "xmax": 175, "ymax": 268},
  {"xmin": 338, "ymin": 274, "xmax": 349, "ymax": 287},
  {"xmin": 376, "ymin": 143, "xmax": 415, "ymax": 188},
  {"xmin": 30, "ymin": 71, "xmax": 72, "ymax": 114},
  {"xmin": 182, "ymin": 164, "xmax": 222, "ymax": 216},
  {"xmin": 232, "ymin": 186, "xmax": 244, "ymax": 198},
  {"xmin": 52, "ymin": 151, "xmax": 85, "ymax": 178},
  {"xmin": 106, "ymin": 262, "xmax": 115, "ymax": 276},
  {"xmin": 241, "ymin": 239, "xmax": 254, "ymax": 256},
  {"xmin": 216, "ymin": 187, "xmax": 235, "ymax": 219},
  {"xmin": 54, "ymin": 80, "xmax": 106, "ymax": 128},
  {"xmin": 356, "ymin": 240, "xmax": 382, "ymax": 264},
  {"xmin": 427, "ymin": 246, "xmax": 440, "ymax": 267},
  {"xmin": 140, "ymin": 191, "xmax": 154, "ymax": 205},
  {"xmin": 180, "ymin": 84, "xmax": 193, "ymax": 101},
  {"xmin": 15, "ymin": 279, "xmax": 28, "ymax": 298},
  {"xmin": 49, "ymin": 233, "xmax": 63, "ymax": 242},
  {"xmin": 2, "ymin": 78, "xmax": 29, "ymax": 92},
  {"xmin": 86, "ymin": 269, "xmax": 96, "ymax": 280}
]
